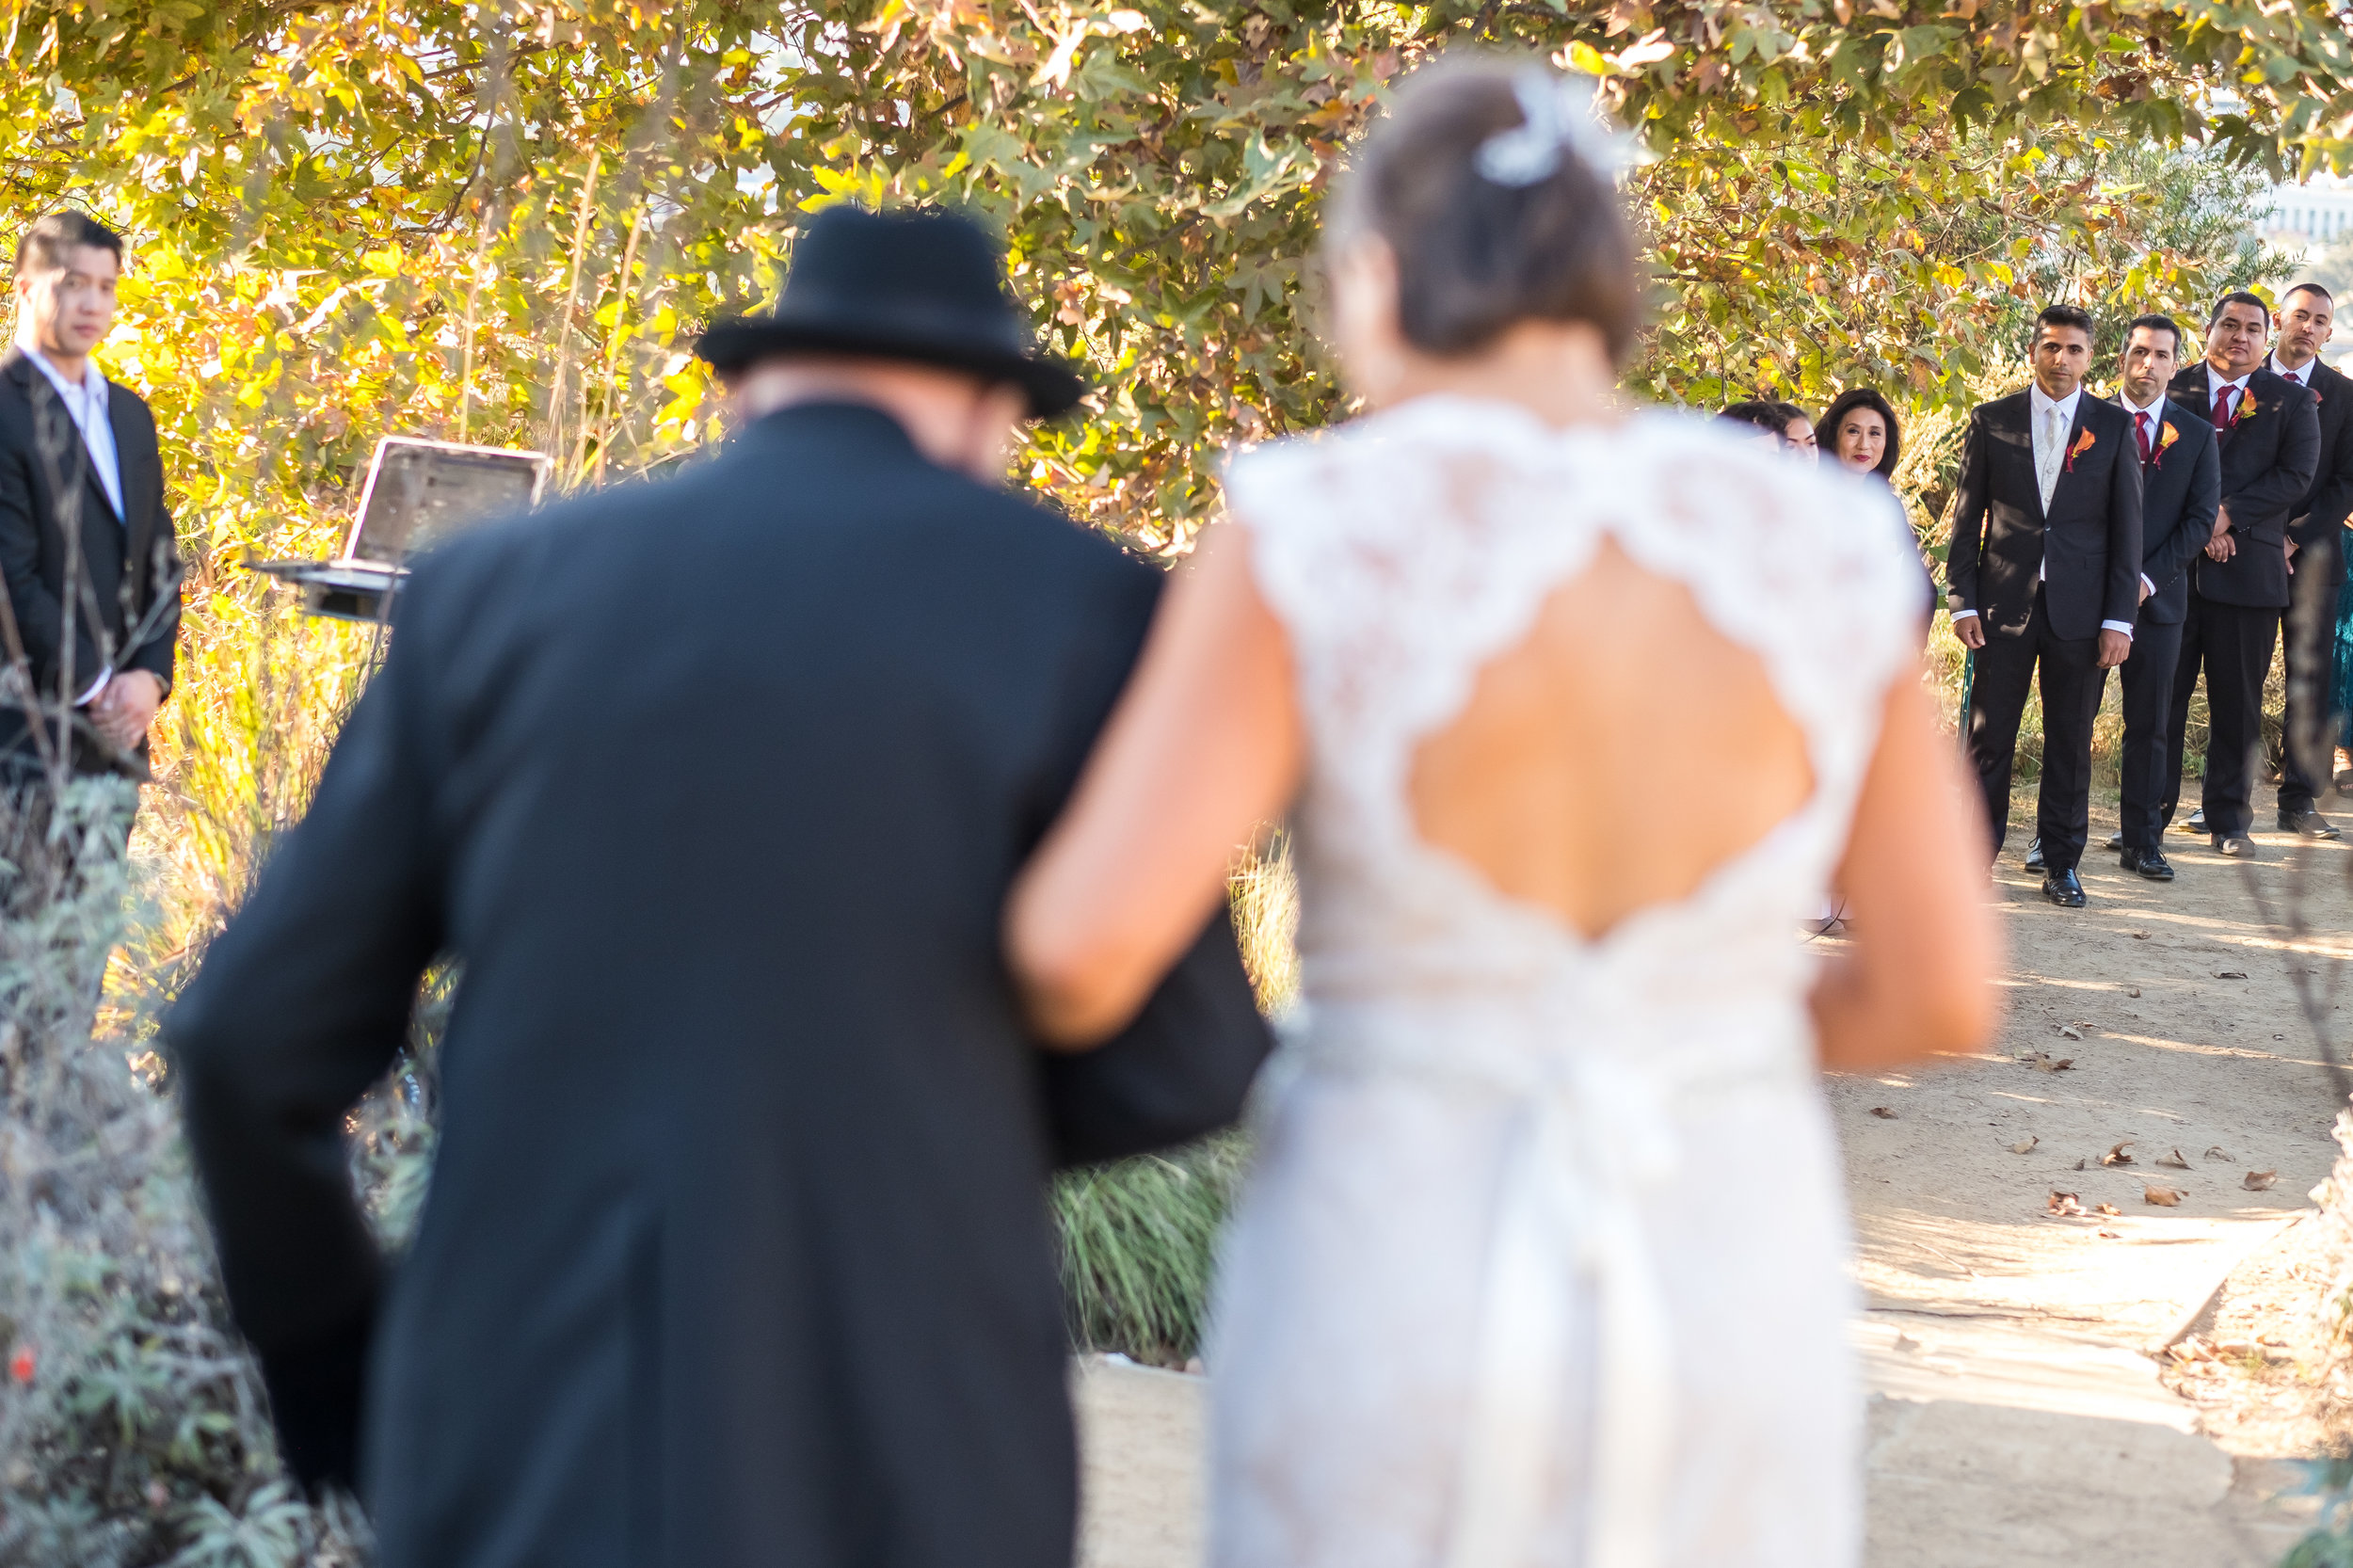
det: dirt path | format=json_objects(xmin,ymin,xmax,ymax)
[
  {"xmin": 1075, "ymin": 790, "xmax": 2353, "ymax": 1567},
  {"xmin": 1833, "ymin": 788, "xmax": 2353, "ymax": 1565}
]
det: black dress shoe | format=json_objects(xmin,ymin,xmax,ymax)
[
  {"xmin": 2280, "ymin": 809, "xmax": 2343, "ymax": 840},
  {"xmin": 2120, "ymin": 846, "xmax": 2175, "ymax": 881},
  {"xmin": 2213, "ymin": 834, "xmax": 2257, "ymax": 858},
  {"xmin": 2024, "ymin": 837, "xmax": 2045, "ymax": 871},
  {"xmin": 2105, "ymin": 830, "xmax": 2124, "ymax": 852},
  {"xmin": 2041, "ymin": 868, "xmax": 2087, "ymax": 906}
]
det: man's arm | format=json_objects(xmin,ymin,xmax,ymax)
[
  {"xmin": 2149, "ymin": 433, "xmax": 2222, "ymax": 593},
  {"xmin": 1944, "ymin": 408, "xmax": 1991, "ymax": 632},
  {"xmin": 2223, "ymin": 387, "xmax": 2321, "ymax": 538},
  {"xmin": 2100, "ymin": 420, "xmax": 2145, "ymax": 629},
  {"xmin": 166, "ymin": 573, "xmax": 450, "ymax": 1490}
]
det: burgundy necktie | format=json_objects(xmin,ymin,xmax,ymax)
[
  {"xmin": 2211, "ymin": 386, "xmax": 2236, "ymax": 429},
  {"xmin": 2135, "ymin": 410, "xmax": 2153, "ymax": 463}
]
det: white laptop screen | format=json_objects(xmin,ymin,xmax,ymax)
[{"xmin": 345, "ymin": 439, "xmax": 550, "ymax": 565}]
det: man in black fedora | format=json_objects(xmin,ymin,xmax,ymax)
[{"xmin": 168, "ymin": 205, "xmax": 1271, "ymax": 1568}]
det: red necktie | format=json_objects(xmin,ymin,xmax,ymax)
[
  {"xmin": 2211, "ymin": 386, "xmax": 2236, "ymax": 429},
  {"xmin": 2135, "ymin": 410, "xmax": 2153, "ymax": 463}
]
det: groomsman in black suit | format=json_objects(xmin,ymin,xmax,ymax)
[
  {"xmin": 1948, "ymin": 304, "xmax": 2143, "ymax": 907},
  {"xmin": 2265, "ymin": 283, "xmax": 2353, "ymax": 837},
  {"xmin": 2160, "ymin": 293, "xmax": 2321, "ymax": 856},
  {"xmin": 2089, "ymin": 315, "xmax": 2221, "ymax": 881}
]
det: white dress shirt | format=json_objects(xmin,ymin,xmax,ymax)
[
  {"xmin": 2267, "ymin": 350, "xmax": 2315, "ymax": 389},
  {"xmin": 21, "ymin": 345, "xmax": 123, "ymax": 704},
  {"xmin": 2118, "ymin": 389, "xmax": 2166, "ymax": 602},
  {"xmin": 2204, "ymin": 362, "xmax": 2252, "ymax": 424},
  {"xmin": 24, "ymin": 345, "xmax": 123, "ymax": 521}
]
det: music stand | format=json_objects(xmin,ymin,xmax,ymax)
[{"xmin": 249, "ymin": 437, "xmax": 552, "ymax": 622}]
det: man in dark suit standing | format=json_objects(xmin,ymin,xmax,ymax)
[
  {"xmin": 0, "ymin": 211, "xmax": 180, "ymax": 780},
  {"xmin": 2264, "ymin": 283, "xmax": 2352, "ymax": 837},
  {"xmin": 2161, "ymin": 292, "xmax": 2321, "ymax": 856},
  {"xmin": 2096, "ymin": 314, "xmax": 2219, "ymax": 882},
  {"xmin": 167, "ymin": 208, "xmax": 1271, "ymax": 1568},
  {"xmin": 1948, "ymin": 304, "xmax": 2143, "ymax": 906}
]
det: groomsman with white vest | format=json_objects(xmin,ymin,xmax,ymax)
[{"xmin": 2160, "ymin": 293, "xmax": 2320, "ymax": 856}]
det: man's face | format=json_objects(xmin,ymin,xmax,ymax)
[
  {"xmin": 2031, "ymin": 325, "xmax": 2091, "ymax": 398},
  {"xmin": 2205, "ymin": 301, "xmax": 2269, "ymax": 376},
  {"xmin": 2274, "ymin": 290, "xmax": 2335, "ymax": 368},
  {"xmin": 2120, "ymin": 327, "xmax": 2179, "ymax": 406},
  {"xmin": 13, "ymin": 244, "xmax": 120, "ymax": 362}
]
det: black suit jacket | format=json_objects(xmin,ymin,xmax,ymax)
[
  {"xmin": 1945, "ymin": 389, "xmax": 2143, "ymax": 639},
  {"xmin": 0, "ymin": 349, "xmax": 180, "ymax": 768},
  {"xmin": 2288, "ymin": 356, "xmax": 2353, "ymax": 569},
  {"xmin": 2115, "ymin": 396, "xmax": 2219, "ymax": 626},
  {"xmin": 166, "ymin": 404, "xmax": 1273, "ymax": 1568},
  {"xmin": 2169, "ymin": 363, "xmax": 2320, "ymax": 609}
]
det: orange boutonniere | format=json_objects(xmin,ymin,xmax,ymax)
[
  {"xmin": 2152, "ymin": 421, "xmax": 2181, "ymax": 469},
  {"xmin": 2064, "ymin": 427, "xmax": 2096, "ymax": 472},
  {"xmin": 2234, "ymin": 392, "xmax": 2260, "ymax": 425}
]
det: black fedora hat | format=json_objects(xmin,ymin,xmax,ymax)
[{"xmin": 696, "ymin": 205, "xmax": 1086, "ymax": 420}]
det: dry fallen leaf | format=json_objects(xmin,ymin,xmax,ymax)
[
  {"xmin": 1893, "ymin": 1333, "xmax": 1921, "ymax": 1353},
  {"xmin": 2074, "ymin": 1159, "xmax": 2088, "ymax": 1171},
  {"xmin": 1870, "ymin": 1106, "xmax": 1898, "ymax": 1119},
  {"xmin": 2058, "ymin": 1024, "xmax": 2084, "ymax": 1041},
  {"xmin": 2245, "ymin": 1169, "xmax": 2279, "ymax": 1192},
  {"xmin": 2098, "ymin": 1228, "xmax": 2123, "ymax": 1239},
  {"xmin": 2204, "ymin": 1145, "xmax": 2233, "ymax": 1161},
  {"xmin": 2048, "ymin": 1189, "xmax": 2085, "ymax": 1216},
  {"xmin": 2101, "ymin": 1141, "xmax": 2136, "ymax": 1166},
  {"xmin": 2010, "ymin": 1136, "xmax": 2039, "ymax": 1154},
  {"xmin": 2216, "ymin": 970, "xmax": 2248, "ymax": 981},
  {"xmin": 2157, "ymin": 1148, "xmax": 2190, "ymax": 1170},
  {"xmin": 2095, "ymin": 1202, "xmax": 2120, "ymax": 1216},
  {"xmin": 2143, "ymin": 1182, "xmax": 2184, "ymax": 1207},
  {"xmin": 2127, "ymin": 987, "xmax": 2142, "ymax": 999},
  {"xmin": 2128, "ymin": 931, "xmax": 2150, "ymax": 940}
]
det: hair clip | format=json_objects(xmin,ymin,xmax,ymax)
[{"xmin": 1473, "ymin": 68, "xmax": 1638, "ymax": 188}]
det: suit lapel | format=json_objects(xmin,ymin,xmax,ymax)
[{"xmin": 106, "ymin": 383, "xmax": 149, "ymax": 596}]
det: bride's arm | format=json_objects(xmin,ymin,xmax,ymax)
[
  {"xmin": 1007, "ymin": 527, "xmax": 1305, "ymax": 1048},
  {"xmin": 1813, "ymin": 672, "xmax": 2003, "ymax": 1071}
]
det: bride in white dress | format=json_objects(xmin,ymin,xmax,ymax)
[{"xmin": 1005, "ymin": 56, "xmax": 1998, "ymax": 1568}]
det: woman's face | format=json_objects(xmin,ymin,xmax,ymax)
[
  {"xmin": 1834, "ymin": 408, "xmax": 1887, "ymax": 473},
  {"xmin": 1783, "ymin": 417, "xmax": 1817, "ymax": 462}
]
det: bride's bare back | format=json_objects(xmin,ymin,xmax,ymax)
[{"xmin": 1409, "ymin": 538, "xmax": 1812, "ymax": 941}]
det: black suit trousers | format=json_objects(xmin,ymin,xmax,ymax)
[
  {"xmin": 2107, "ymin": 614, "xmax": 2185, "ymax": 851},
  {"xmin": 2163, "ymin": 594, "xmax": 2281, "ymax": 839},
  {"xmin": 1966, "ymin": 588, "xmax": 2104, "ymax": 869},
  {"xmin": 2280, "ymin": 537, "xmax": 2344, "ymax": 813}
]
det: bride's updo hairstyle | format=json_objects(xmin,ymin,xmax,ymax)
[{"xmin": 1328, "ymin": 56, "xmax": 1641, "ymax": 365}]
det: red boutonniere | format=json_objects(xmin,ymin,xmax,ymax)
[
  {"xmin": 2064, "ymin": 427, "xmax": 2096, "ymax": 472},
  {"xmin": 2152, "ymin": 421, "xmax": 2180, "ymax": 469}
]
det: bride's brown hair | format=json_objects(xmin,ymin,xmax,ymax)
[{"xmin": 1327, "ymin": 56, "xmax": 1641, "ymax": 365}]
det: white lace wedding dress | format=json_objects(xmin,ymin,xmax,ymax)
[{"xmin": 1207, "ymin": 397, "xmax": 1925, "ymax": 1568}]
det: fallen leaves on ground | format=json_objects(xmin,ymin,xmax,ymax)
[
  {"xmin": 2217, "ymin": 970, "xmax": 2249, "ymax": 980},
  {"xmin": 2049, "ymin": 1190, "xmax": 2085, "ymax": 1215},
  {"xmin": 2096, "ymin": 1202, "xmax": 2120, "ymax": 1215},
  {"xmin": 2205, "ymin": 1145, "xmax": 2233, "ymax": 1161},
  {"xmin": 2127, "ymin": 987, "xmax": 2142, "ymax": 998},
  {"xmin": 2157, "ymin": 1148, "xmax": 2190, "ymax": 1169},
  {"xmin": 2129, "ymin": 931, "xmax": 2150, "ymax": 940},
  {"xmin": 2245, "ymin": 1169, "xmax": 2279, "ymax": 1192},
  {"xmin": 2014, "ymin": 1050, "xmax": 2074, "ymax": 1072},
  {"xmin": 2144, "ymin": 1182, "xmax": 2185, "ymax": 1207},
  {"xmin": 2102, "ymin": 1141, "xmax": 2137, "ymax": 1166},
  {"xmin": 2010, "ymin": 1136, "xmax": 2039, "ymax": 1154},
  {"xmin": 1870, "ymin": 1106, "xmax": 1898, "ymax": 1119},
  {"xmin": 2058, "ymin": 1024, "xmax": 2084, "ymax": 1040}
]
